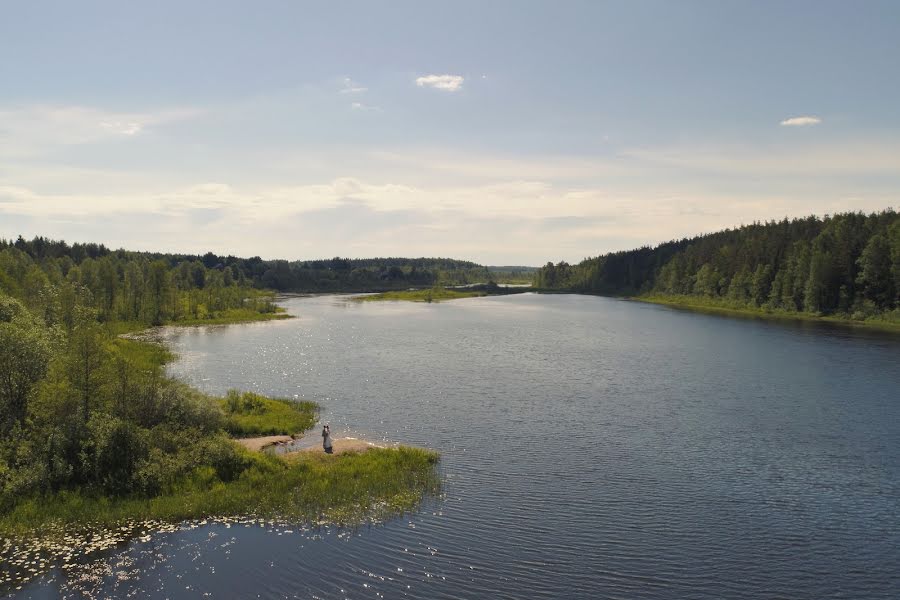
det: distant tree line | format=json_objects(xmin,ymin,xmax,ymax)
[
  {"xmin": 249, "ymin": 257, "xmax": 491, "ymax": 291},
  {"xmin": 535, "ymin": 210, "xmax": 900, "ymax": 319},
  {"xmin": 0, "ymin": 237, "xmax": 492, "ymax": 295}
]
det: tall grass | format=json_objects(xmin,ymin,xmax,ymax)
[{"xmin": 221, "ymin": 391, "xmax": 319, "ymax": 437}]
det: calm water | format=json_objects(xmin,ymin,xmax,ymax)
[{"xmin": 16, "ymin": 294, "xmax": 900, "ymax": 599}]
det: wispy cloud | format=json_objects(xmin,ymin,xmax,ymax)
[
  {"xmin": 3, "ymin": 173, "xmax": 892, "ymax": 264},
  {"xmin": 624, "ymin": 140, "xmax": 900, "ymax": 176},
  {"xmin": 99, "ymin": 120, "xmax": 143, "ymax": 135},
  {"xmin": 0, "ymin": 104, "xmax": 200, "ymax": 157},
  {"xmin": 415, "ymin": 74, "xmax": 464, "ymax": 92},
  {"xmin": 339, "ymin": 77, "xmax": 368, "ymax": 94},
  {"xmin": 780, "ymin": 115, "xmax": 822, "ymax": 126},
  {"xmin": 351, "ymin": 102, "xmax": 381, "ymax": 112}
]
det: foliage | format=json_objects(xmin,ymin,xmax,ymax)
[{"xmin": 535, "ymin": 210, "xmax": 900, "ymax": 324}]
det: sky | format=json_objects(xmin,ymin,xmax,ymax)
[{"xmin": 1, "ymin": 1, "xmax": 899, "ymax": 265}]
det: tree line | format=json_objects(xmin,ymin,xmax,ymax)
[
  {"xmin": 0, "ymin": 237, "xmax": 279, "ymax": 327},
  {"xmin": 0, "ymin": 237, "xmax": 492, "ymax": 295},
  {"xmin": 535, "ymin": 210, "xmax": 900, "ymax": 319}
]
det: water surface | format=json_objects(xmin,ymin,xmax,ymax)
[{"xmin": 16, "ymin": 294, "xmax": 900, "ymax": 599}]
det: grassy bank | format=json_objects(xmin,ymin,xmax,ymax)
[
  {"xmin": 635, "ymin": 294, "xmax": 900, "ymax": 333},
  {"xmin": 355, "ymin": 288, "xmax": 488, "ymax": 302},
  {"xmin": 222, "ymin": 390, "xmax": 318, "ymax": 437},
  {"xmin": 0, "ymin": 446, "xmax": 440, "ymax": 535},
  {"xmin": 165, "ymin": 306, "xmax": 293, "ymax": 326},
  {"xmin": 355, "ymin": 284, "xmax": 532, "ymax": 303}
]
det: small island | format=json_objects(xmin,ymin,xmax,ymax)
[{"xmin": 354, "ymin": 282, "xmax": 531, "ymax": 303}]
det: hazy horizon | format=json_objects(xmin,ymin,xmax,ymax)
[{"xmin": 2, "ymin": 1, "xmax": 898, "ymax": 264}]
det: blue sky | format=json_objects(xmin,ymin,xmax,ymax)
[{"xmin": 1, "ymin": 1, "xmax": 898, "ymax": 264}]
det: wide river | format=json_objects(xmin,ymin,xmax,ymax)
[{"xmin": 19, "ymin": 293, "xmax": 900, "ymax": 599}]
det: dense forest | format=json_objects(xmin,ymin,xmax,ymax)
[
  {"xmin": 0, "ymin": 236, "xmax": 491, "ymax": 297},
  {"xmin": 535, "ymin": 210, "xmax": 900, "ymax": 321}
]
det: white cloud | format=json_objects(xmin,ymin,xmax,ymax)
[
  {"xmin": 339, "ymin": 77, "xmax": 368, "ymax": 94},
  {"xmin": 415, "ymin": 74, "xmax": 464, "ymax": 92},
  {"xmin": 780, "ymin": 115, "xmax": 822, "ymax": 126}
]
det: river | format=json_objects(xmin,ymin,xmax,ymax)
[{"xmin": 17, "ymin": 293, "xmax": 900, "ymax": 599}]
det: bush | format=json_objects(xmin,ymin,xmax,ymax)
[{"xmin": 82, "ymin": 415, "xmax": 150, "ymax": 495}]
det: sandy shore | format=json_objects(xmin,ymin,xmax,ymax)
[
  {"xmin": 234, "ymin": 435, "xmax": 384, "ymax": 454},
  {"xmin": 297, "ymin": 437, "xmax": 383, "ymax": 455},
  {"xmin": 234, "ymin": 435, "xmax": 293, "ymax": 452}
]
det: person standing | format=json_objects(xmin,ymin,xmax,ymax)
[{"xmin": 322, "ymin": 424, "xmax": 333, "ymax": 454}]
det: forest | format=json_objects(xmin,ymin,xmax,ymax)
[{"xmin": 534, "ymin": 210, "xmax": 900, "ymax": 323}]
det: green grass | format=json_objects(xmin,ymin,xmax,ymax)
[
  {"xmin": 110, "ymin": 337, "xmax": 175, "ymax": 368},
  {"xmin": 221, "ymin": 391, "xmax": 319, "ymax": 437},
  {"xmin": 354, "ymin": 288, "xmax": 487, "ymax": 303},
  {"xmin": 167, "ymin": 307, "xmax": 294, "ymax": 327},
  {"xmin": 636, "ymin": 294, "xmax": 900, "ymax": 333},
  {"xmin": 0, "ymin": 446, "xmax": 440, "ymax": 535}
]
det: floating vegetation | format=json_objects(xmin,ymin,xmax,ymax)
[
  {"xmin": 1, "ymin": 447, "xmax": 440, "ymax": 594},
  {"xmin": 1, "ymin": 516, "xmax": 349, "ymax": 595}
]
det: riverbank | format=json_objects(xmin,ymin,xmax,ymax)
[{"xmin": 633, "ymin": 294, "xmax": 900, "ymax": 333}]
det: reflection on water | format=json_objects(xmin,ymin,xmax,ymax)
[{"xmin": 13, "ymin": 293, "xmax": 900, "ymax": 599}]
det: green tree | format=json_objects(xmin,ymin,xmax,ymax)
[
  {"xmin": 0, "ymin": 297, "xmax": 52, "ymax": 431},
  {"xmin": 693, "ymin": 264, "xmax": 720, "ymax": 296},
  {"xmin": 65, "ymin": 321, "xmax": 108, "ymax": 424},
  {"xmin": 750, "ymin": 264, "xmax": 773, "ymax": 307},
  {"xmin": 856, "ymin": 234, "xmax": 895, "ymax": 308}
]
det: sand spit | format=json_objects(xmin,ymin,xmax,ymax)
[
  {"xmin": 234, "ymin": 435, "xmax": 384, "ymax": 455},
  {"xmin": 298, "ymin": 437, "xmax": 384, "ymax": 455}
]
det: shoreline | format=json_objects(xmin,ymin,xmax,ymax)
[{"xmin": 630, "ymin": 294, "xmax": 900, "ymax": 334}]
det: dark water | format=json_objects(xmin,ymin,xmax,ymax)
[{"xmin": 16, "ymin": 294, "xmax": 900, "ymax": 599}]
